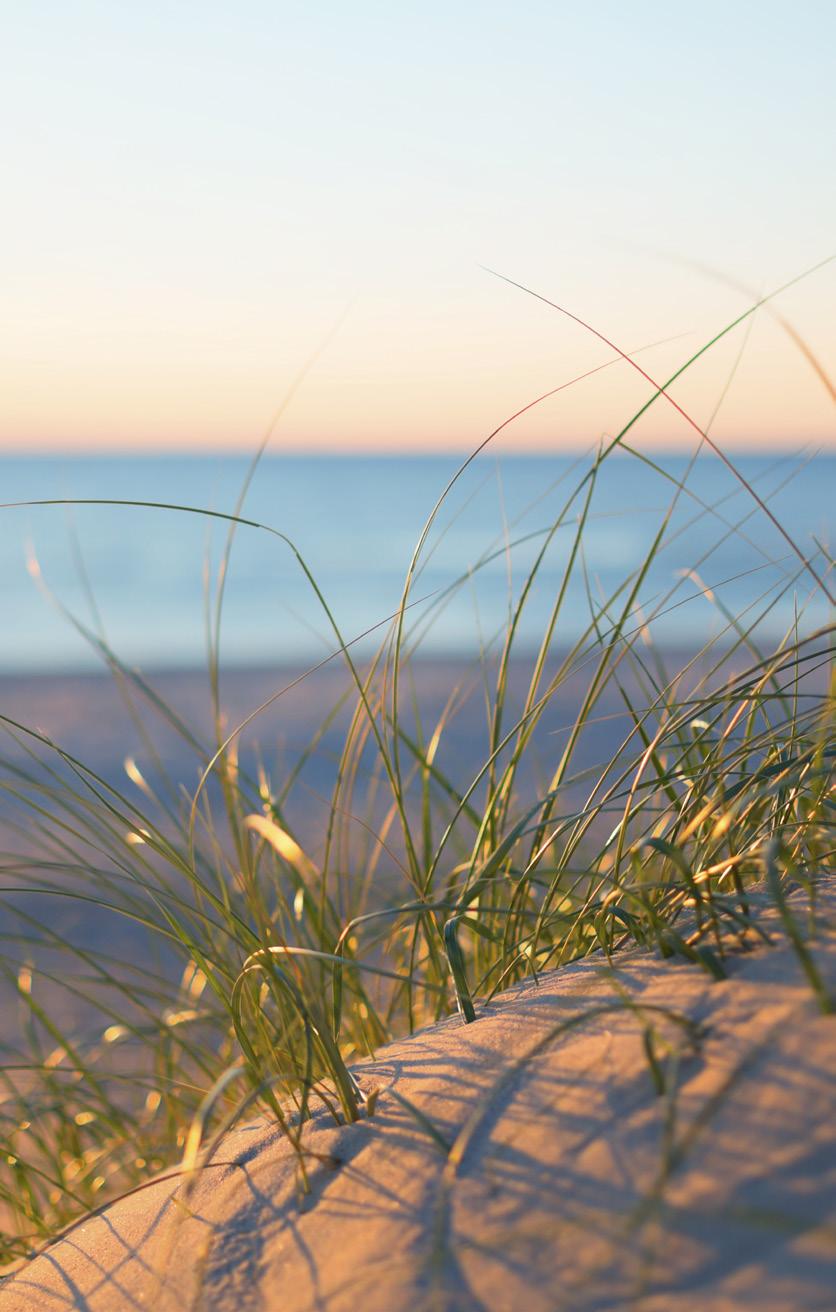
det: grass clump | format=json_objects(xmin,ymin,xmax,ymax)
[{"xmin": 0, "ymin": 274, "xmax": 833, "ymax": 1267}]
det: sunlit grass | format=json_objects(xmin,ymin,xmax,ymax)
[{"xmin": 0, "ymin": 272, "xmax": 833, "ymax": 1267}]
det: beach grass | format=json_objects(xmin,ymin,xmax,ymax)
[{"xmin": 0, "ymin": 277, "xmax": 833, "ymax": 1268}]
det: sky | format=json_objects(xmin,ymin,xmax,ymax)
[{"xmin": 2, "ymin": 1, "xmax": 835, "ymax": 454}]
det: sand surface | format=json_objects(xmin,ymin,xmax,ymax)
[{"xmin": 3, "ymin": 881, "xmax": 836, "ymax": 1311}]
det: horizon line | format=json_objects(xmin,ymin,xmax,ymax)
[{"xmin": 0, "ymin": 442, "xmax": 832, "ymax": 459}]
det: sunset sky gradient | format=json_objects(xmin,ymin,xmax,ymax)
[{"xmin": 3, "ymin": 1, "xmax": 834, "ymax": 453}]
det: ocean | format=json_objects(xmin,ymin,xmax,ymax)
[{"xmin": 0, "ymin": 451, "xmax": 832, "ymax": 672}]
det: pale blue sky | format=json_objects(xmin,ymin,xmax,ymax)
[{"xmin": 2, "ymin": 1, "xmax": 834, "ymax": 450}]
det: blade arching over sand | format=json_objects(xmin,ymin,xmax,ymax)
[{"xmin": 4, "ymin": 883, "xmax": 836, "ymax": 1312}]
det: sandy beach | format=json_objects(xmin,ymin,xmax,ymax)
[
  {"xmin": 0, "ymin": 648, "xmax": 767, "ymax": 813},
  {"xmin": 0, "ymin": 654, "xmax": 660, "ymax": 893}
]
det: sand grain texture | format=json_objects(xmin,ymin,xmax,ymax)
[{"xmin": 4, "ymin": 886, "xmax": 836, "ymax": 1311}]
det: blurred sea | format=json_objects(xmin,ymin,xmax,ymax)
[{"xmin": 0, "ymin": 452, "xmax": 832, "ymax": 672}]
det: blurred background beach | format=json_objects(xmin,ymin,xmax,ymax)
[{"xmin": 0, "ymin": 1, "xmax": 833, "ymax": 1050}]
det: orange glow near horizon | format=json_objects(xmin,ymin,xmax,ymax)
[{"xmin": 4, "ymin": 283, "xmax": 833, "ymax": 456}]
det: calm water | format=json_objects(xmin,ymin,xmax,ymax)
[{"xmin": 0, "ymin": 452, "xmax": 832, "ymax": 671}]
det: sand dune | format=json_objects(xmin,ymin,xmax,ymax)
[{"xmin": 3, "ymin": 882, "xmax": 835, "ymax": 1311}]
